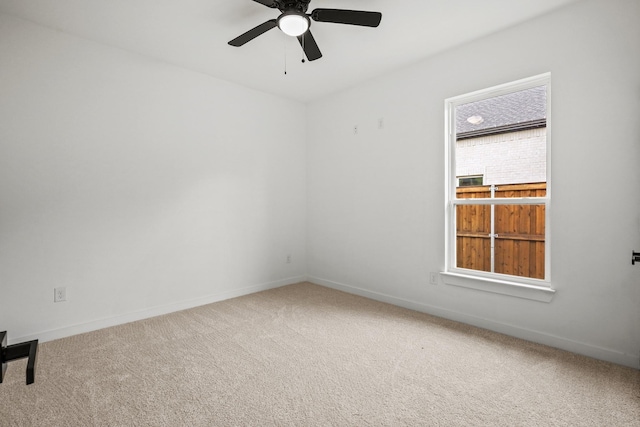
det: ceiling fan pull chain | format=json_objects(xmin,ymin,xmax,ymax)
[{"xmin": 284, "ymin": 37, "xmax": 287, "ymax": 74}]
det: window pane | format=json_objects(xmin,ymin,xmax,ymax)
[
  {"xmin": 455, "ymin": 86, "xmax": 547, "ymax": 190},
  {"xmin": 455, "ymin": 202, "xmax": 545, "ymax": 279}
]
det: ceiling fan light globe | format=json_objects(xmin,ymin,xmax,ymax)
[{"xmin": 278, "ymin": 13, "xmax": 309, "ymax": 37}]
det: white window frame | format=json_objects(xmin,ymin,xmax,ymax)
[{"xmin": 442, "ymin": 73, "xmax": 555, "ymax": 302}]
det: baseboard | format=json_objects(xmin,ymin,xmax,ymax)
[
  {"xmin": 308, "ymin": 276, "xmax": 639, "ymax": 370},
  {"xmin": 14, "ymin": 275, "xmax": 306, "ymax": 345}
]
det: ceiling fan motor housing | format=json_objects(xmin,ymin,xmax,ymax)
[{"xmin": 278, "ymin": 1, "xmax": 311, "ymax": 13}]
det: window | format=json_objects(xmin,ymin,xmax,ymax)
[
  {"xmin": 443, "ymin": 74, "xmax": 554, "ymax": 301},
  {"xmin": 457, "ymin": 175, "xmax": 483, "ymax": 187}
]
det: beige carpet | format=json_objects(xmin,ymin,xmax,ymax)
[{"xmin": 1, "ymin": 282, "xmax": 639, "ymax": 426}]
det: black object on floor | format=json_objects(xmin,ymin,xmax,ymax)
[{"xmin": 1, "ymin": 331, "xmax": 38, "ymax": 385}]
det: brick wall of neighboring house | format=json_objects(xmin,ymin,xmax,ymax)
[{"xmin": 456, "ymin": 127, "xmax": 546, "ymax": 185}]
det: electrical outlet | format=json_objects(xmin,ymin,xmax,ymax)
[
  {"xmin": 429, "ymin": 272, "xmax": 439, "ymax": 285},
  {"xmin": 54, "ymin": 287, "xmax": 66, "ymax": 302},
  {"xmin": 286, "ymin": 254, "xmax": 292, "ymax": 264}
]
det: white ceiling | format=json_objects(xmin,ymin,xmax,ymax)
[{"xmin": 0, "ymin": 0, "xmax": 581, "ymax": 103}]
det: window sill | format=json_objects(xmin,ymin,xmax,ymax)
[{"xmin": 440, "ymin": 272, "xmax": 555, "ymax": 302}]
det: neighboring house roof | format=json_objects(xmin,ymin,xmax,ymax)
[{"xmin": 456, "ymin": 85, "xmax": 546, "ymax": 139}]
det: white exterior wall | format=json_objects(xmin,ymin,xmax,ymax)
[{"xmin": 456, "ymin": 128, "xmax": 547, "ymax": 185}]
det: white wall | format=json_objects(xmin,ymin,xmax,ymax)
[
  {"xmin": 307, "ymin": 0, "xmax": 640, "ymax": 368},
  {"xmin": 0, "ymin": 15, "xmax": 307, "ymax": 342},
  {"xmin": 2, "ymin": 0, "xmax": 639, "ymax": 370}
]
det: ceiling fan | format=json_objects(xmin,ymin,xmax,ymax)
[{"xmin": 228, "ymin": 0, "xmax": 382, "ymax": 61}]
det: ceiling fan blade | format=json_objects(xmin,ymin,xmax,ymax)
[
  {"xmin": 228, "ymin": 19, "xmax": 278, "ymax": 47},
  {"xmin": 297, "ymin": 30, "xmax": 322, "ymax": 61},
  {"xmin": 311, "ymin": 9, "xmax": 382, "ymax": 27},
  {"xmin": 252, "ymin": 0, "xmax": 278, "ymax": 8}
]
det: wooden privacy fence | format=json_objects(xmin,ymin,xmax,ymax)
[{"xmin": 456, "ymin": 183, "xmax": 546, "ymax": 279}]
